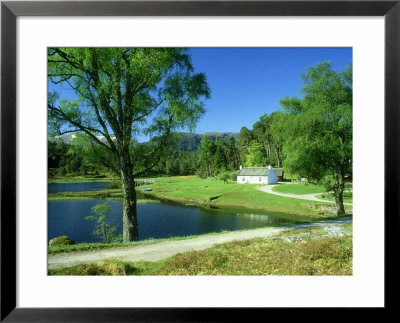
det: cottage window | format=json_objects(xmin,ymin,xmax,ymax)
[
  {"xmin": 243, "ymin": 178, "xmax": 245, "ymax": 181},
  {"xmin": 259, "ymin": 177, "xmax": 261, "ymax": 181}
]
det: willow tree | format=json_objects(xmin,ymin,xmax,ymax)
[
  {"xmin": 48, "ymin": 48, "xmax": 210, "ymax": 241},
  {"xmin": 280, "ymin": 62, "xmax": 352, "ymax": 215}
]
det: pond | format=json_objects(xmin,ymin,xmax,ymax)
[
  {"xmin": 48, "ymin": 182, "xmax": 313, "ymax": 243},
  {"xmin": 48, "ymin": 182, "xmax": 112, "ymax": 193}
]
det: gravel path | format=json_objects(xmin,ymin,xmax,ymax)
[
  {"xmin": 257, "ymin": 184, "xmax": 353, "ymax": 205},
  {"xmin": 48, "ymin": 216, "xmax": 352, "ymax": 269}
]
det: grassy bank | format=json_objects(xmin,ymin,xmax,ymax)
[
  {"xmin": 48, "ymin": 176, "xmax": 350, "ymax": 217},
  {"xmin": 48, "ymin": 229, "xmax": 235, "ymax": 255},
  {"xmin": 49, "ymin": 224, "xmax": 352, "ymax": 276},
  {"xmin": 272, "ymin": 183, "xmax": 326, "ymax": 195},
  {"xmin": 48, "ymin": 175, "xmax": 117, "ymax": 183},
  {"xmin": 142, "ymin": 176, "xmax": 343, "ymax": 217}
]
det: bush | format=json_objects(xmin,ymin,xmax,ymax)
[
  {"xmin": 196, "ymin": 168, "xmax": 208, "ymax": 179},
  {"xmin": 49, "ymin": 236, "xmax": 76, "ymax": 246},
  {"xmin": 48, "ymin": 260, "xmax": 138, "ymax": 276},
  {"xmin": 217, "ymin": 172, "xmax": 230, "ymax": 184}
]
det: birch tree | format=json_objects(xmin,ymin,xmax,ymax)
[{"xmin": 48, "ymin": 48, "xmax": 210, "ymax": 241}]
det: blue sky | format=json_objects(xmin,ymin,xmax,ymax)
[
  {"xmin": 189, "ymin": 47, "xmax": 352, "ymax": 135},
  {"xmin": 50, "ymin": 48, "xmax": 352, "ymax": 142}
]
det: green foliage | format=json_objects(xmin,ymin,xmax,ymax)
[
  {"xmin": 85, "ymin": 203, "xmax": 122, "ymax": 243},
  {"xmin": 198, "ymin": 135, "xmax": 216, "ymax": 177},
  {"xmin": 49, "ymin": 236, "xmax": 76, "ymax": 246},
  {"xmin": 48, "ymin": 48, "xmax": 210, "ymax": 241},
  {"xmin": 245, "ymin": 141, "xmax": 268, "ymax": 167},
  {"xmin": 237, "ymin": 126, "xmax": 253, "ymax": 163},
  {"xmin": 281, "ymin": 62, "xmax": 352, "ymax": 179},
  {"xmin": 212, "ymin": 138, "xmax": 228, "ymax": 173},
  {"xmin": 49, "ymin": 260, "xmax": 139, "ymax": 276},
  {"xmin": 279, "ymin": 62, "xmax": 352, "ymax": 215},
  {"xmin": 217, "ymin": 172, "xmax": 231, "ymax": 184}
]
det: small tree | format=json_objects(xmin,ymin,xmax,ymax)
[
  {"xmin": 217, "ymin": 172, "xmax": 231, "ymax": 184},
  {"xmin": 85, "ymin": 203, "xmax": 122, "ymax": 243}
]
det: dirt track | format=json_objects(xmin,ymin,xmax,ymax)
[
  {"xmin": 48, "ymin": 216, "xmax": 352, "ymax": 269},
  {"xmin": 257, "ymin": 184, "xmax": 353, "ymax": 205}
]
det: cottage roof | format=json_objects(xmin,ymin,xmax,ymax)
[
  {"xmin": 237, "ymin": 167, "xmax": 269, "ymax": 176},
  {"xmin": 237, "ymin": 167, "xmax": 284, "ymax": 176}
]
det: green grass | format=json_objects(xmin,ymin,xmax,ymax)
[
  {"xmin": 48, "ymin": 175, "xmax": 347, "ymax": 217},
  {"xmin": 49, "ymin": 224, "xmax": 352, "ymax": 276},
  {"xmin": 48, "ymin": 240, "xmax": 156, "ymax": 254},
  {"xmin": 142, "ymin": 176, "xmax": 336, "ymax": 217},
  {"xmin": 272, "ymin": 183, "xmax": 326, "ymax": 195},
  {"xmin": 316, "ymin": 192, "xmax": 353, "ymax": 204}
]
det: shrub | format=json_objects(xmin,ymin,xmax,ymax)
[{"xmin": 49, "ymin": 236, "xmax": 76, "ymax": 246}]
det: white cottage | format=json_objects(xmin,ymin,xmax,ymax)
[{"xmin": 237, "ymin": 166, "xmax": 279, "ymax": 184}]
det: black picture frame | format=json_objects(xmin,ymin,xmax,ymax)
[{"xmin": 1, "ymin": 1, "xmax": 398, "ymax": 321}]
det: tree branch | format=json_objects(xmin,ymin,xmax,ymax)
[
  {"xmin": 132, "ymin": 114, "xmax": 173, "ymax": 176},
  {"xmin": 132, "ymin": 99, "xmax": 164, "ymax": 123},
  {"xmin": 48, "ymin": 103, "xmax": 115, "ymax": 154}
]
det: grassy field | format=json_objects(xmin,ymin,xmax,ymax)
[
  {"xmin": 141, "ymin": 176, "xmax": 340, "ymax": 217},
  {"xmin": 272, "ymin": 183, "xmax": 326, "ymax": 195},
  {"xmin": 49, "ymin": 224, "xmax": 352, "ymax": 276}
]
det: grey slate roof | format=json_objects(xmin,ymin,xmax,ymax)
[
  {"xmin": 237, "ymin": 167, "xmax": 269, "ymax": 176},
  {"xmin": 237, "ymin": 167, "xmax": 284, "ymax": 176}
]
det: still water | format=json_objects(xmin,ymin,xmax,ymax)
[
  {"xmin": 48, "ymin": 182, "xmax": 311, "ymax": 243},
  {"xmin": 48, "ymin": 182, "xmax": 111, "ymax": 193}
]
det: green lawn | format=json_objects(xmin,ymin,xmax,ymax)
[
  {"xmin": 316, "ymin": 192, "xmax": 353, "ymax": 204},
  {"xmin": 272, "ymin": 183, "xmax": 326, "ymax": 195},
  {"xmin": 49, "ymin": 224, "xmax": 352, "ymax": 276},
  {"xmin": 143, "ymin": 176, "xmax": 336, "ymax": 217}
]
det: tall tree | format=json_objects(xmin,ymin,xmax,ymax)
[
  {"xmin": 245, "ymin": 140, "xmax": 268, "ymax": 167},
  {"xmin": 281, "ymin": 62, "xmax": 352, "ymax": 215},
  {"xmin": 269, "ymin": 111, "xmax": 293, "ymax": 168},
  {"xmin": 212, "ymin": 137, "xmax": 228, "ymax": 174},
  {"xmin": 237, "ymin": 127, "xmax": 253, "ymax": 164},
  {"xmin": 48, "ymin": 48, "xmax": 210, "ymax": 241},
  {"xmin": 252, "ymin": 114, "xmax": 273, "ymax": 164},
  {"xmin": 198, "ymin": 135, "xmax": 215, "ymax": 177},
  {"xmin": 226, "ymin": 136, "xmax": 240, "ymax": 170}
]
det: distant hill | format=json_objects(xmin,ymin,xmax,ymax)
[{"xmin": 51, "ymin": 132, "xmax": 239, "ymax": 153}]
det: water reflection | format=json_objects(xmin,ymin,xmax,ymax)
[{"xmin": 48, "ymin": 198, "xmax": 310, "ymax": 243}]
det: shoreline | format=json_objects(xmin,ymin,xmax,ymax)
[{"xmin": 48, "ymin": 181, "xmax": 348, "ymax": 220}]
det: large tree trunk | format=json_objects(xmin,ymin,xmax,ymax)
[
  {"xmin": 120, "ymin": 156, "xmax": 139, "ymax": 242},
  {"xmin": 333, "ymin": 173, "xmax": 345, "ymax": 216}
]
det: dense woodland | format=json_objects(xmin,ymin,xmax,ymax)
[{"xmin": 48, "ymin": 120, "xmax": 287, "ymax": 181}]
